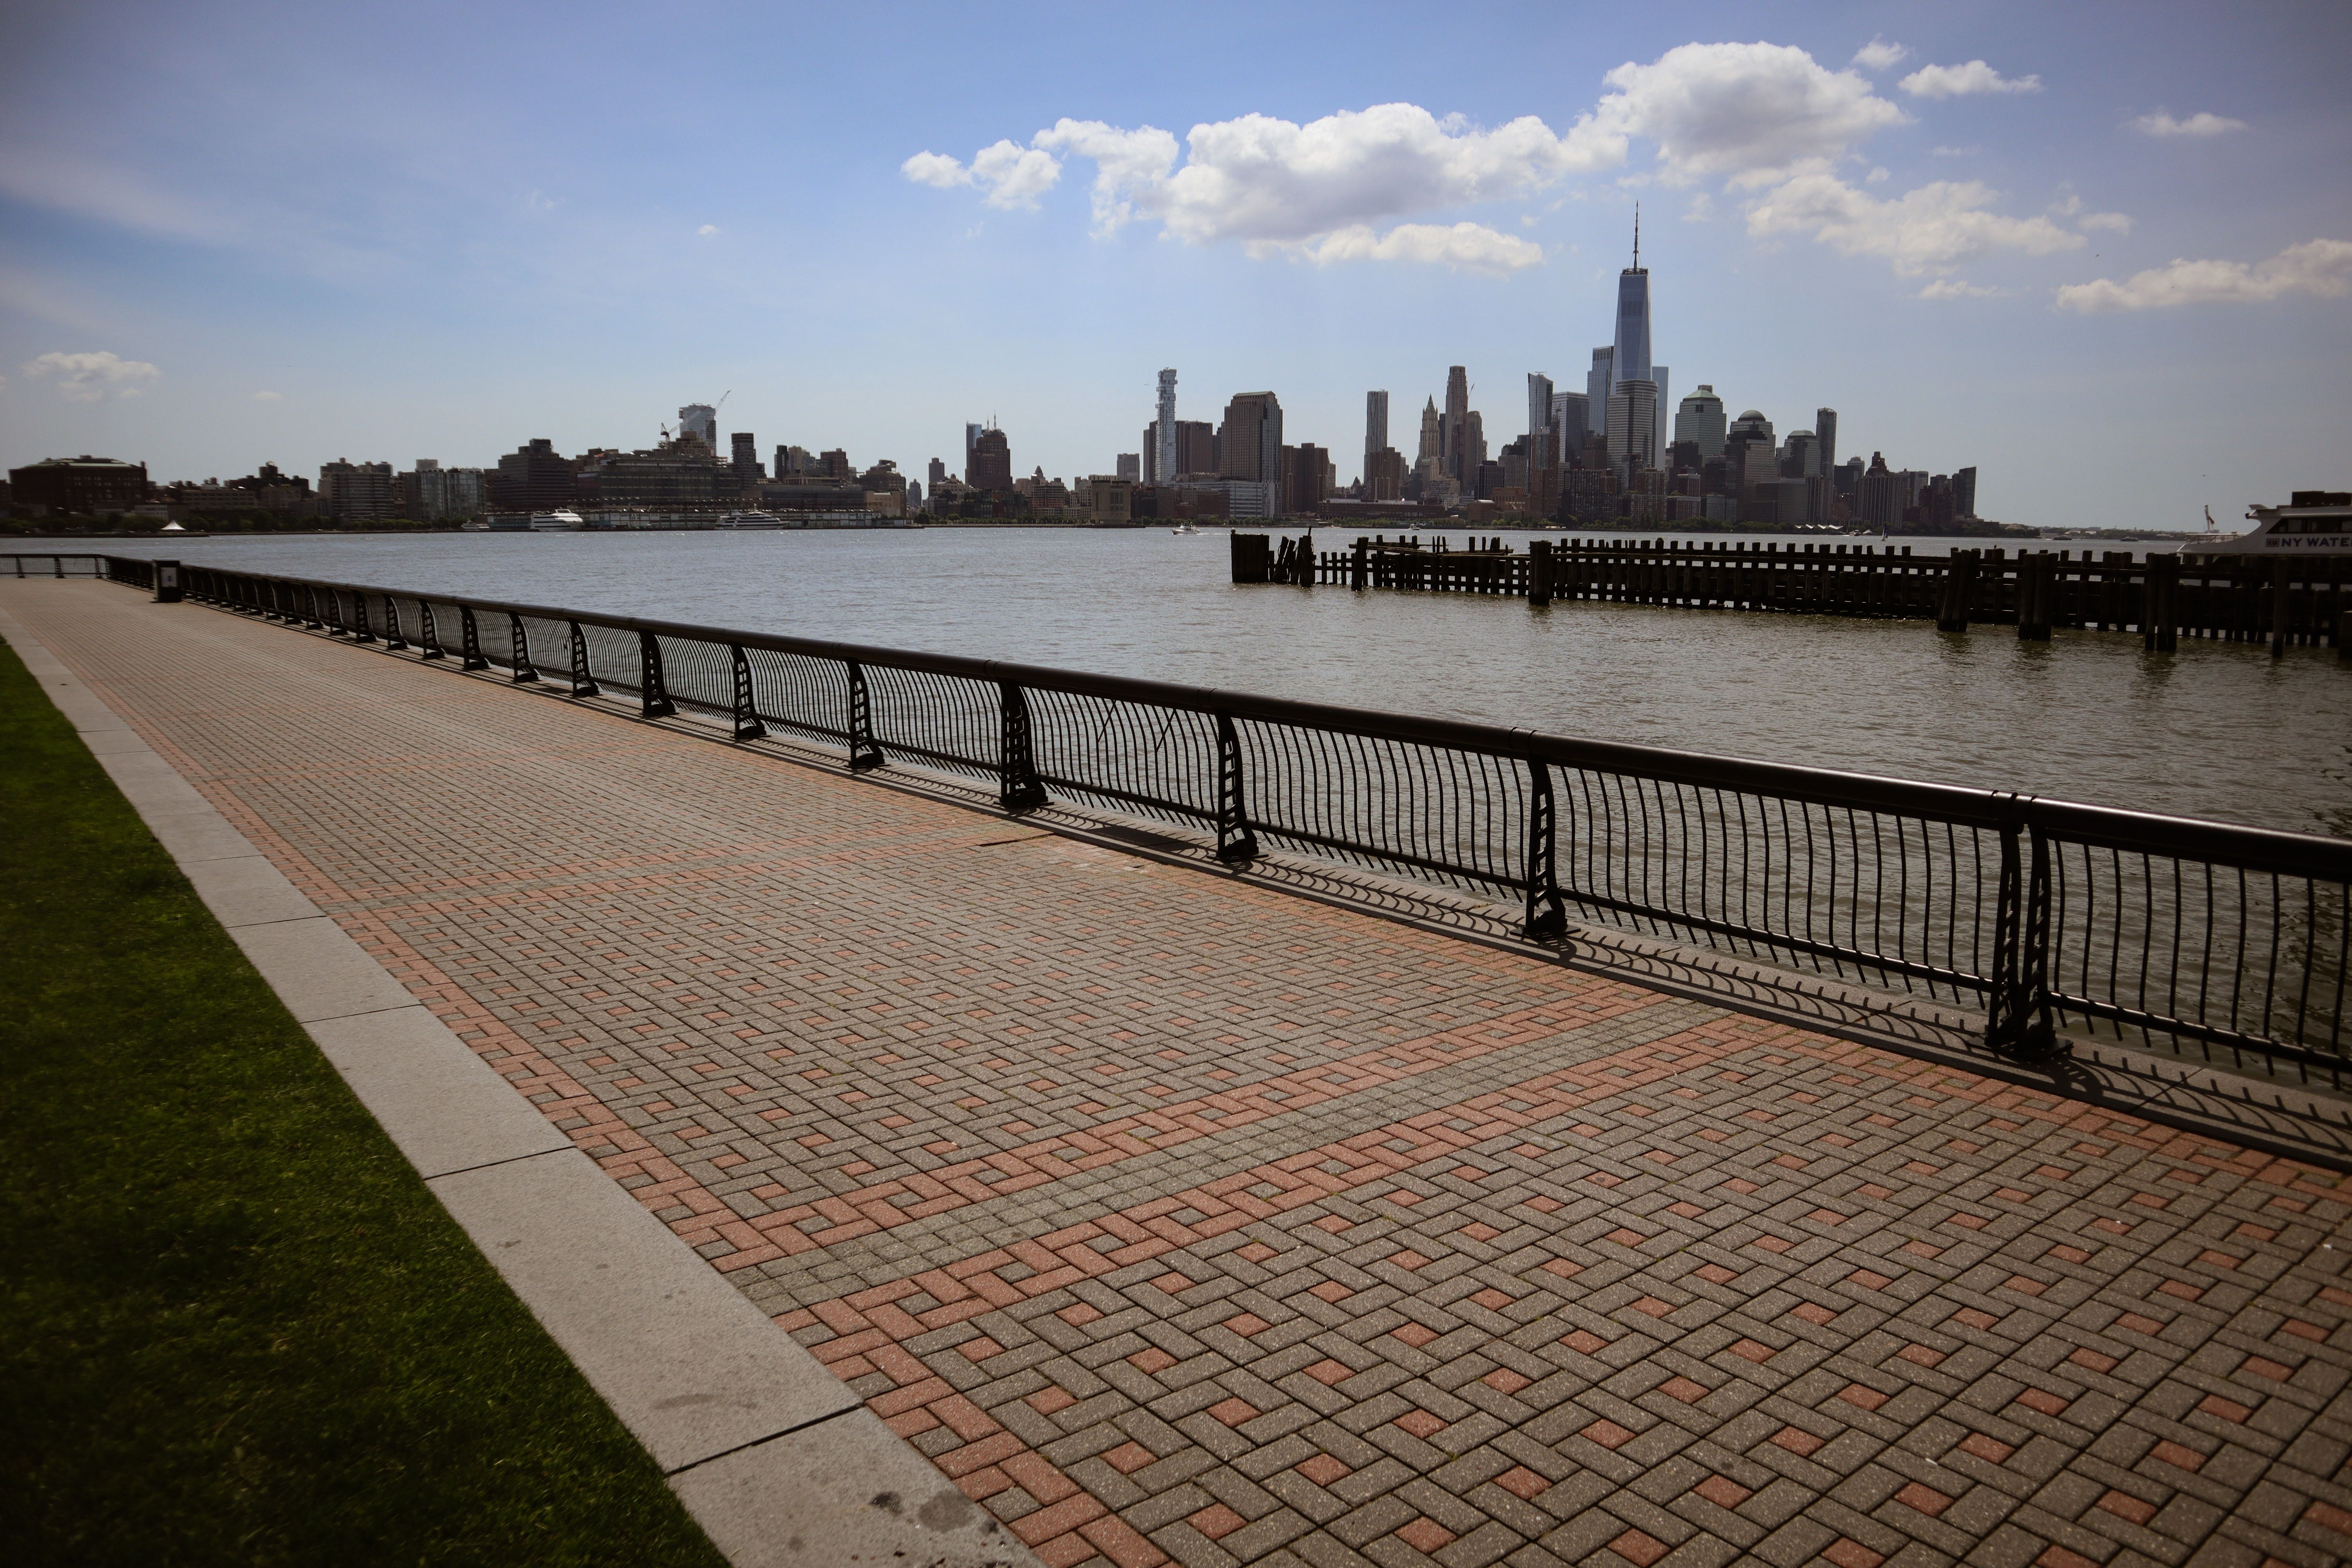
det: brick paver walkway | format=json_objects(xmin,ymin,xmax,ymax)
[{"xmin": 11, "ymin": 579, "xmax": 2352, "ymax": 1568}]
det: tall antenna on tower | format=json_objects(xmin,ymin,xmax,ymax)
[{"xmin": 1633, "ymin": 203, "xmax": 1640, "ymax": 270}]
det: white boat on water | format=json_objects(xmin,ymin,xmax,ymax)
[
  {"xmin": 528, "ymin": 510, "xmax": 587, "ymax": 531},
  {"xmin": 716, "ymin": 511, "xmax": 788, "ymax": 529},
  {"xmin": 1170, "ymin": 522, "xmax": 1201, "ymax": 535},
  {"xmin": 2194, "ymin": 491, "xmax": 2352, "ymax": 556}
]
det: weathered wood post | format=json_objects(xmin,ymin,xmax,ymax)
[
  {"xmin": 1350, "ymin": 537, "xmax": 1368, "ymax": 591},
  {"xmin": 1937, "ymin": 551, "xmax": 1975, "ymax": 632},
  {"xmin": 2270, "ymin": 557, "xmax": 2292, "ymax": 659},
  {"xmin": 1230, "ymin": 532, "xmax": 1269, "ymax": 583},
  {"xmin": 1528, "ymin": 539, "xmax": 1553, "ymax": 607},
  {"xmin": 2018, "ymin": 554, "xmax": 2053, "ymax": 642},
  {"xmin": 2338, "ymin": 608, "xmax": 2351, "ymax": 663},
  {"xmin": 2156, "ymin": 554, "xmax": 2180, "ymax": 653}
]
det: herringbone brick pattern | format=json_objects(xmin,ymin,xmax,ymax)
[{"xmin": 10, "ymin": 580, "xmax": 2352, "ymax": 1568}]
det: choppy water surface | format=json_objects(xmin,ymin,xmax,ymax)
[{"xmin": 52, "ymin": 529, "xmax": 2350, "ymax": 838}]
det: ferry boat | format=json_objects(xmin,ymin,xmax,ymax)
[
  {"xmin": 2198, "ymin": 491, "xmax": 2352, "ymax": 556},
  {"xmin": 715, "ymin": 511, "xmax": 788, "ymax": 529},
  {"xmin": 528, "ymin": 510, "xmax": 587, "ymax": 531}
]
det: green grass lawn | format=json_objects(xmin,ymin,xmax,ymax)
[{"xmin": 0, "ymin": 634, "xmax": 728, "ymax": 1566}]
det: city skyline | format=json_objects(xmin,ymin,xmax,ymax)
[{"xmin": 2, "ymin": 2, "xmax": 2347, "ymax": 528}]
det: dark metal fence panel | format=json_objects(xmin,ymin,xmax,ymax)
[
  {"xmin": 1025, "ymin": 689, "xmax": 1221, "ymax": 829},
  {"xmin": 2038, "ymin": 828, "xmax": 2348, "ymax": 1074},
  {"xmin": 575, "ymin": 620, "xmax": 644, "ymax": 700},
  {"xmin": 1238, "ymin": 724, "xmax": 1532, "ymax": 896},
  {"xmin": 863, "ymin": 662, "xmax": 998, "ymax": 781},
  {"xmin": 652, "ymin": 633, "xmax": 736, "ymax": 723},
  {"xmin": 1550, "ymin": 774, "xmax": 2007, "ymax": 1004},
  {"xmin": 65, "ymin": 558, "xmax": 2352, "ymax": 1076},
  {"xmin": 739, "ymin": 646, "xmax": 855, "ymax": 748},
  {"xmin": 4, "ymin": 554, "xmax": 108, "ymax": 579}
]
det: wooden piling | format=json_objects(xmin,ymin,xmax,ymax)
[
  {"xmin": 2018, "ymin": 554, "xmax": 2052, "ymax": 642},
  {"xmin": 1938, "ymin": 552, "xmax": 1976, "ymax": 632},
  {"xmin": 1528, "ymin": 539, "xmax": 1553, "ymax": 607},
  {"xmin": 2271, "ymin": 558, "xmax": 2291, "ymax": 659}
]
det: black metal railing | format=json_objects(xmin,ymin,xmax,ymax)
[
  {"xmin": 4, "ymin": 552, "xmax": 123, "ymax": 581},
  {"xmin": 14, "ymin": 554, "xmax": 2345, "ymax": 1080}
]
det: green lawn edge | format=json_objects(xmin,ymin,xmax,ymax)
[{"xmin": 0, "ymin": 632, "xmax": 729, "ymax": 1567}]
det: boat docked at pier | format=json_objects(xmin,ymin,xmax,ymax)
[
  {"xmin": 528, "ymin": 509, "xmax": 587, "ymax": 531},
  {"xmin": 2195, "ymin": 492, "xmax": 2352, "ymax": 556}
]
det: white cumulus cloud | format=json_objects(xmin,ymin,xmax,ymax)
[
  {"xmin": 898, "ymin": 140, "xmax": 1063, "ymax": 210},
  {"xmin": 1918, "ymin": 279, "xmax": 2002, "ymax": 299},
  {"xmin": 2055, "ymin": 238, "xmax": 2352, "ymax": 312},
  {"xmin": 907, "ymin": 102, "xmax": 1611, "ymax": 266},
  {"xmin": 1851, "ymin": 38, "xmax": 1910, "ymax": 71},
  {"xmin": 1900, "ymin": 60, "xmax": 2042, "ymax": 98},
  {"xmin": 1296, "ymin": 222, "xmax": 1543, "ymax": 274},
  {"xmin": 1061, "ymin": 104, "xmax": 1612, "ymax": 244},
  {"xmin": 24, "ymin": 350, "xmax": 161, "ymax": 401},
  {"xmin": 1746, "ymin": 173, "xmax": 2083, "ymax": 275},
  {"xmin": 697, "ymin": 223, "xmax": 719, "ymax": 236},
  {"xmin": 1592, "ymin": 42, "xmax": 1907, "ymax": 187},
  {"xmin": 2128, "ymin": 109, "xmax": 2246, "ymax": 138}
]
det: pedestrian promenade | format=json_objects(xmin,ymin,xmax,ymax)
[{"xmin": 10, "ymin": 577, "xmax": 2352, "ymax": 1568}]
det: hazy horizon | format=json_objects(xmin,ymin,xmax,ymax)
[{"xmin": 4, "ymin": 1, "xmax": 2347, "ymax": 530}]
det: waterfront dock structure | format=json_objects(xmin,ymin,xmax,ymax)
[
  {"xmin": 9, "ymin": 571, "xmax": 2352, "ymax": 1568},
  {"xmin": 1235, "ymin": 534, "xmax": 2352, "ymax": 655}
]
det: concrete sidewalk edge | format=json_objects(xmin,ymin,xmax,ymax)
[{"xmin": 0, "ymin": 603, "xmax": 1041, "ymax": 1568}]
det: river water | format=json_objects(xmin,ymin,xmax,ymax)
[{"xmin": 30, "ymin": 528, "xmax": 2350, "ymax": 839}]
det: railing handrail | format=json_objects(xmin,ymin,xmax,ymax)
[{"xmin": 151, "ymin": 561, "xmax": 2352, "ymax": 881}]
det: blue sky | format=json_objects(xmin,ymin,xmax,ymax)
[{"xmin": 3, "ymin": 0, "xmax": 2347, "ymax": 526}]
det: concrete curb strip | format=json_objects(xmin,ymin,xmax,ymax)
[{"xmin": 0, "ymin": 603, "xmax": 1042, "ymax": 1568}]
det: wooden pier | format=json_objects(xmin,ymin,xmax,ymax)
[{"xmin": 1230, "ymin": 532, "xmax": 2350, "ymax": 654}]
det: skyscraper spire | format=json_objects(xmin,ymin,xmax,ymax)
[{"xmin": 1632, "ymin": 203, "xmax": 1640, "ymax": 270}]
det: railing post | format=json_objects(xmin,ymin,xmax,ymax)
[
  {"xmin": 1521, "ymin": 757, "xmax": 1567, "ymax": 940},
  {"xmin": 568, "ymin": 621, "xmax": 598, "ymax": 695},
  {"xmin": 459, "ymin": 605, "xmax": 489, "ymax": 670},
  {"xmin": 383, "ymin": 594, "xmax": 408, "ymax": 650},
  {"xmin": 638, "ymin": 630, "xmax": 675, "ymax": 717},
  {"xmin": 508, "ymin": 613, "xmax": 537, "ymax": 681},
  {"xmin": 728, "ymin": 644, "xmax": 766, "ymax": 740},
  {"xmin": 2017, "ymin": 824, "xmax": 2057, "ymax": 1059},
  {"xmin": 1214, "ymin": 713, "xmax": 1258, "ymax": 863},
  {"xmin": 1985, "ymin": 802, "xmax": 2059, "ymax": 1060},
  {"xmin": 997, "ymin": 682, "xmax": 1047, "ymax": 814},
  {"xmin": 417, "ymin": 600, "xmax": 446, "ymax": 659},
  {"xmin": 846, "ymin": 662, "xmax": 884, "ymax": 769},
  {"xmin": 351, "ymin": 592, "xmax": 374, "ymax": 643},
  {"xmin": 302, "ymin": 586, "xmax": 325, "ymax": 630},
  {"xmin": 1986, "ymin": 806, "xmax": 2024, "ymax": 1053}
]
